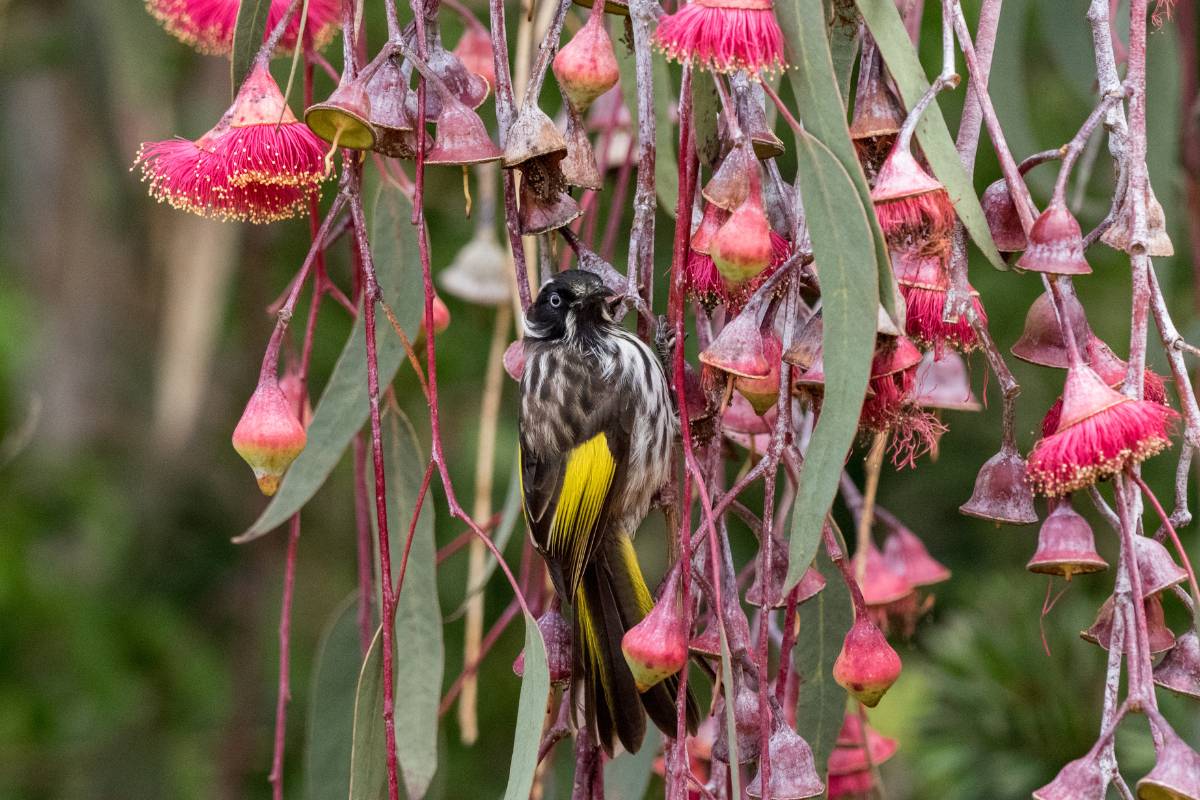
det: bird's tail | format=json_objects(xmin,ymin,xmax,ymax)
[{"xmin": 573, "ymin": 535, "xmax": 699, "ymax": 755}]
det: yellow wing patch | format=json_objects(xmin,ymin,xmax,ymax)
[
  {"xmin": 551, "ymin": 433, "xmax": 616, "ymax": 593},
  {"xmin": 616, "ymin": 535, "xmax": 655, "ymax": 616}
]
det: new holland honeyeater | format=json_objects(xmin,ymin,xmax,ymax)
[{"xmin": 518, "ymin": 269, "xmax": 698, "ymax": 754}]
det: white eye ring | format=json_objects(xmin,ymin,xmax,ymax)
[{"xmin": 548, "ymin": 293, "xmax": 562, "ymax": 308}]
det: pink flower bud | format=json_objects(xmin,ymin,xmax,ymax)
[
  {"xmin": 621, "ymin": 576, "xmax": 687, "ymax": 692},
  {"xmin": 832, "ymin": 617, "xmax": 902, "ymax": 708},
  {"xmin": 232, "ymin": 375, "xmax": 307, "ymax": 496},
  {"xmin": 552, "ymin": 11, "xmax": 620, "ymax": 112},
  {"xmin": 712, "ymin": 182, "xmax": 773, "ymax": 287}
]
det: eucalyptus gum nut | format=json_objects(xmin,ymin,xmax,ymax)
[
  {"xmin": 1133, "ymin": 534, "xmax": 1189, "ymax": 598},
  {"xmin": 1016, "ymin": 202, "xmax": 1093, "ymax": 276},
  {"xmin": 1025, "ymin": 497, "xmax": 1108, "ymax": 579},
  {"xmin": 1154, "ymin": 630, "xmax": 1200, "ymax": 700},
  {"xmin": 746, "ymin": 727, "xmax": 825, "ymax": 799},
  {"xmin": 502, "ymin": 106, "xmax": 567, "ymax": 168},
  {"xmin": 559, "ymin": 105, "xmax": 603, "ymax": 190},
  {"xmin": 305, "ymin": 79, "xmax": 378, "ymax": 151},
  {"xmin": 424, "ymin": 98, "xmax": 503, "ymax": 167},
  {"xmin": 513, "ymin": 610, "xmax": 572, "ymax": 684},
  {"xmin": 981, "ymin": 178, "xmax": 1027, "ymax": 252},
  {"xmin": 1032, "ymin": 755, "xmax": 1108, "ymax": 800},
  {"xmin": 1137, "ymin": 717, "xmax": 1200, "ymax": 800},
  {"xmin": 1011, "ymin": 291, "xmax": 1092, "ymax": 369},
  {"xmin": 959, "ymin": 444, "xmax": 1039, "ymax": 525}
]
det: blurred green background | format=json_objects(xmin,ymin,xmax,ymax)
[{"xmin": 0, "ymin": 1, "xmax": 1197, "ymax": 798}]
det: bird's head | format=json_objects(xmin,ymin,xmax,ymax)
[{"xmin": 525, "ymin": 269, "xmax": 621, "ymax": 341}]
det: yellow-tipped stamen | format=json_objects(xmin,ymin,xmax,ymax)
[
  {"xmin": 462, "ymin": 167, "xmax": 473, "ymax": 218},
  {"xmin": 323, "ymin": 123, "xmax": 346, "ymax": 177}
]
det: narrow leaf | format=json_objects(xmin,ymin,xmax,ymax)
[
  {"xmin": 347, "ymin": 629, "xmax": 386, "ymax": 800},
  {"xmin": 824, "ymin": 1, "xmax": 861, "ymax": 104},
  {"xmin": 776, "ymin": 0, "xmax": 895, "ymax": 322},
  {"xmin": 603, "ymin": 728, "xmax": 660, "ymax": 800},
  {"xmin": 380, "ymin": 409, "xmax": 442, "ymax": 799},
  {"xmin": 305, "ymin": 595, "xmax": 363, "ymax": 800},
  {"xmin": 237, "ymin": 186, "xmax": 422, "ymax": 543},
  {"xmin": 503, "ymin": 613, "xmax": 551, "ymax": 800},
  {"xmin": 855, "ymin": 0, "xmax": 1008, "ymax": 270},
  {"xmin": 653, "ymin": 56, "xmax": 680, "ymax": 217},
  {"xmin": 231, "ymin": 0, "xmax": 270, "ymax": 94},
  {"xmin": 793, "ymin": 546, "xmax": 852, "ymax": 777},
  {"xmin": 690, "ymin": 70, "xmax": 721, "ymax": 170},
  {"xmin": 785, "ymin": 132, "xmax": 876, "ymax": 591}
]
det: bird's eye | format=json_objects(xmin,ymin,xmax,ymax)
[{"xmin": 548, "ymin": 292, "xmax": 562, "ymax": 308}]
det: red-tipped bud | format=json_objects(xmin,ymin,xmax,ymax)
[
  {"xmin": 734, "ymin": 333, "xmax": 783, "ymax": 414},
  {"xmin": 232, "ymin": 375, "xmax": 307, "ymax": 496},
  {"xmin": 1016, "ymin": 202, "xmax": 1092, "ymax": 275},
  {"xmin": 621, "ymin": 574, "xmax": 688, "ymax": 691},
  {"xmin": 552, "ymin": 10, "xmax": 620, "ymax": 112},
  {"xmin": 1153, "ymin": 629, "xmax": 1200, "ymax": 700},
  {"xmin": 959, "ymin": 443, "xmax": 1039, "ymax": 525},
  {"xmin": 513, "ymin": 609, "xmax": 573, "ymax": 684},
  {"xmin": 1025, "ymin": 496, "xmax": 1108, "ymax": 580},
  {"xmin": 1087, "ymin": 335, "xmax": 1169, "ymax": 404},
  {"xmin": 712, "ymin": 183, "xmax": 774, "ymax": 287},
  {"xmin": 691, "ymin": 201, "xmax": 731, "ymax": 256},
  {"xmin": 833, "ymin": 616, "xmax": 902, "ymax": 708}
]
